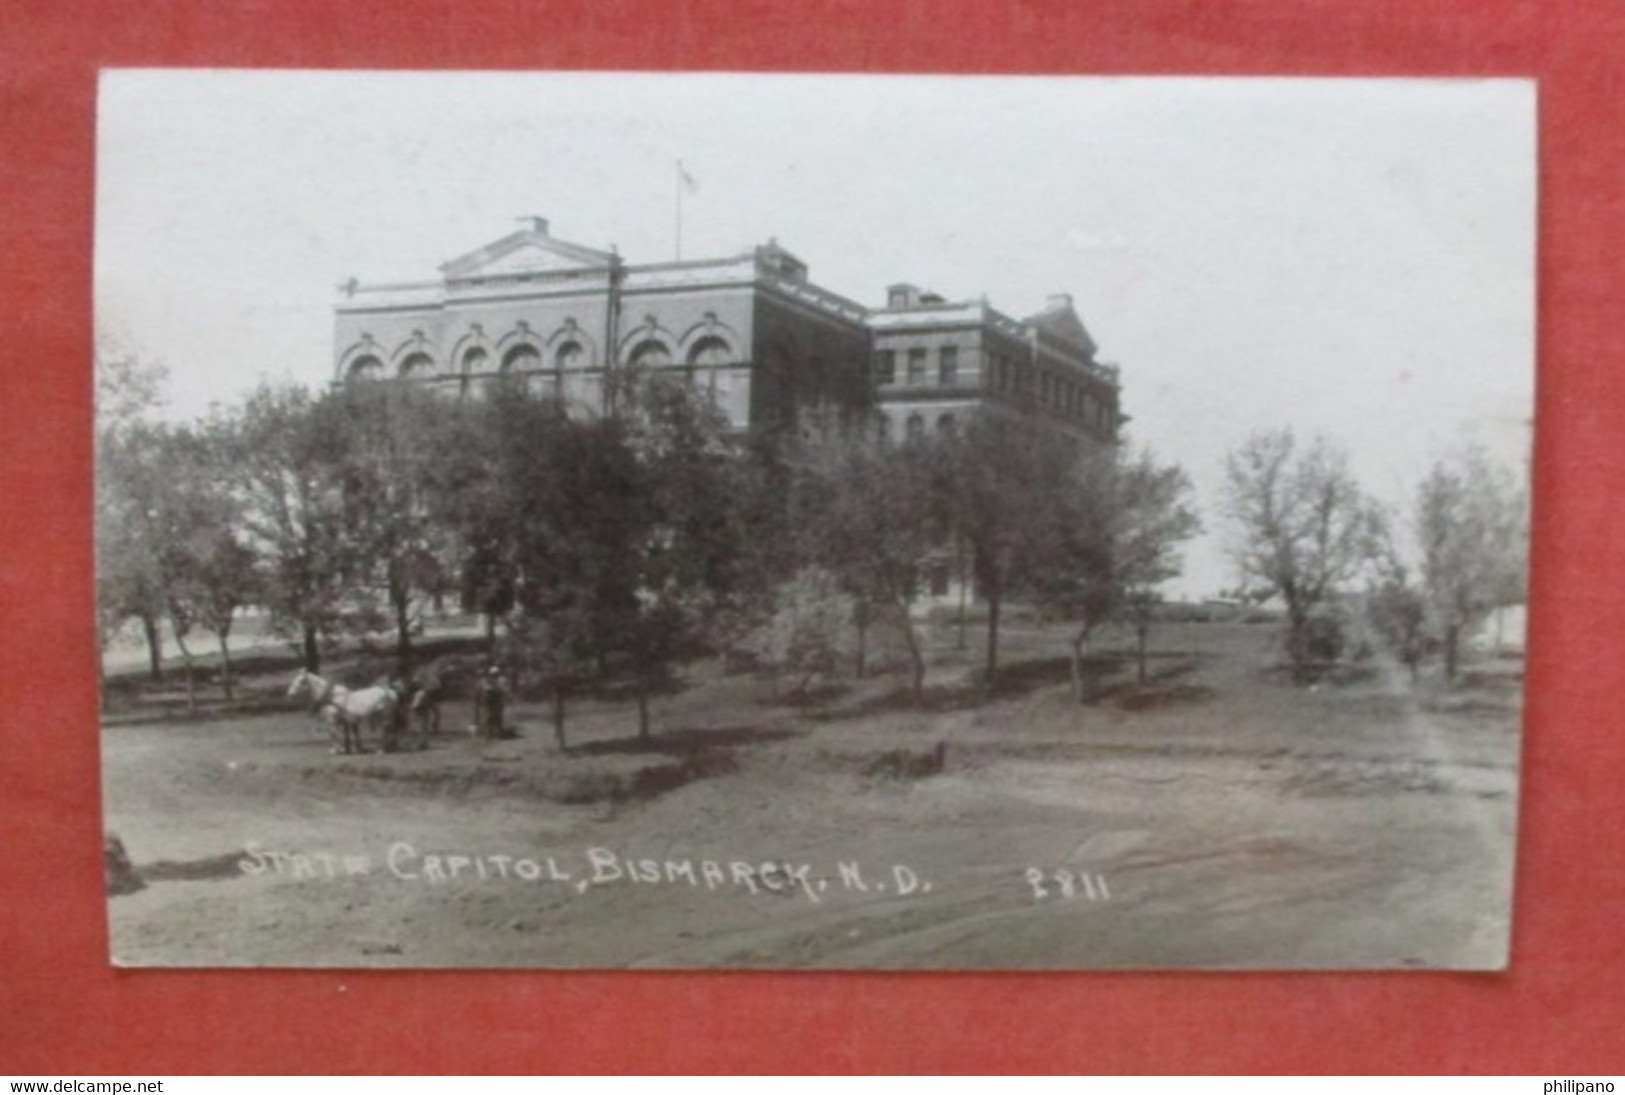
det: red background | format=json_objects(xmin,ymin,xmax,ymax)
[{"xmin": 1, "ymin": 0, "xmax": 1619, "ymax": 1075}]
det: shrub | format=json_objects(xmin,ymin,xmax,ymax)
[
  {"xmin": 745, "ymin": 567, "xmax": 855, "ymax": 694},
  {"xmin": 1300, "ymin": 613, "xmax": 1346, "ymax": 664}
]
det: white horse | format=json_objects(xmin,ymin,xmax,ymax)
[{"xmin": 287, "ymin": 669, "xmax": 399, "ymax": 755}]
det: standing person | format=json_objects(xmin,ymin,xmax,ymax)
[
  {"xmin": 470, "ymin": 667, "xmax": 488, "ymax": 737},
  {"xmin": 384, "ymin": 673, "xmax": 411, "ymax": 753},
  {"xmin": 474, "ymin": 663, "xmax": 508, "ymax": 738},
  {"xmin": 408, "ymin": 666, "xmax": 441, "ymax": 749},
  {"xmin": 481, "ymin": 659, "xmax": 507, "ymax": 737}
]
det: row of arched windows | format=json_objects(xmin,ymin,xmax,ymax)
[
  {"xmin": 346, "ymin": 335, "xmax": 735, "ymax": 383},
  {"xmin": 877, "ymin": 410, "xmax": 958, "ymax": 444}
]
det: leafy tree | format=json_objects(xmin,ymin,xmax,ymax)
[
  {"xmin": 619, "ymin": 374, "xmax": 752, "ymax": 740},
  {"xmin": 448, "ymin": 385, "xmax": 649, "ymax": 747},
  {"xmin": 225, "ymin": 383, "xmax": 354, "ymax": 671},
  {"xmin": 1365, "ymin": 550, "xmax": 1431, "ymax": 683},
  {"xmin": 1222, "ymin": 428, "xmax": 1384, "ymax": 681},
  {"xmin": 431, "ymin": 382, "xmax": 580, "ymax": 740},
  {"xmin": 746, "ymin": 566, "xmax": 855, "ymax": 697},
  {"xmin": 1107, "ymin": 450, "xmax": 1201, "ymax": 687},
  {"xmin": 94, "ymin": 338, "xmax": 171, "ymax": 683},
  {"xmin": 1027, "ymin": 445, "xmax": 1199, "ymax": 699},
  {"xmin": 158, "ymin": 420, "xmax": 261, "ymax": 701},
  {"xmin": 1415, "ymin": 445, "xmax": 1528, "ymax": 682},
  {"xmin": 332, "ymin": 380, "xmax": 459, "ymax": 674},
  {"xmin": 792, "ymin": 420, "xmax": 945, "ymax": 702},
  {"xmin": 706, "ymin": 429, "xmax": 800, "ymax": 668},
  {"xmin": 95, "ymin": 334, "xmax": 169, "ymax": 435},
  {"xmin": 944, "ymin": 414, "xmax": 1082, "ymax": 690},
  {"xmin": 95, "ymin": 422, "xmax": 171, "ymax": 683},
  {"xmin": 432, "ymin": 376, "xmax": 557, "ymax": 643}
]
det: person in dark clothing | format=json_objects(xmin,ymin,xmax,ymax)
[{"xmin": 474, "ymin": 665, "xmax": 508, "ymax": 738}]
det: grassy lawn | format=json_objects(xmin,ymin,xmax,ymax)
[{"xmin": 100, "ymin": 616, "xmax": 1523, "ymax": 969}]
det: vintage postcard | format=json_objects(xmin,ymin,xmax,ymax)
[{"xmin": 94, "ymin": 72, "xmax": 1534, "ymax": 968}]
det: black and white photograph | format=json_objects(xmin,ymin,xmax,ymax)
[{"xmin": 94, "ymin": 71, "xmax": 1534, "ymax": 969}]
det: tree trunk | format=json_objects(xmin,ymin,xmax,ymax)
[
  {"xmin": 854, "ymin": 604, "xmax": 868, "ymax": 680},
  {"xmin": 173, "ymin": 629, "xmax": 197, "ymax": 716},
  {"xmin": 553, "ymin": 683, "xmax": 568, "ymax": 754},
  {"xmin": 394, "ymin": 593, "xmax": 413, "ymax": 678},
  {"xmin": 895, "ymin": 596, "xmax": 926, "ymax": 703},
  {"xmin": 217, "ymin": 631, "xmax": 235, "ymax": 701},
  {"xmin": 636, "ymin": 682, "xmax": 651, "ymax": 742},
  {"xmin": 1136, "ymin": 616, "xmax": 1150, "ymax": 686},
  {"xmin": 983, "ymin": 588, "xmax": 1002, "ymax": 691},
  {"xmin": 956, "ymin": 550, "xmax": 969, "ymax": 651},
  {"xmin": 142, "ymin": 614, "xmax": 163, "ymax": 681},
  {"xmin": 302, "ymin": 622, "xmax": 320, "ymax": 672},
  {"xmin": 1068, "ymin": 622, "xmax": 1091, "ymax": 704},
  {"xmin": 1444, "ymin": 623, "xmax": 1460, "ymax": 684},
  {"xmin": 484, "ymin": 612, "xmax": 496, "ymax": 648},
  {"xmin": 1285, "ymin": 603, "xmax": 1309, "ymax": 684}
]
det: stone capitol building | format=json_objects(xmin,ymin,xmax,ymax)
[{"xmin": 333, "ymin": 218, "xmax": 1122, "ymax": 447}]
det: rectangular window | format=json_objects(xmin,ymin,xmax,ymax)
[
  {"xmin": 938, "ymin": 345, "xmax": 959, "ymax": 387},
  {"xmin": 874, "ymin": 350, "xmax": 896, "ymax": 385},
  {"xmin": 907, "ymin": 348, "xmax": 929, "ymax": 385}
]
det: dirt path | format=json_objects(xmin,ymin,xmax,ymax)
[{"xmin": 102, "ymin": 625, "xmax": 1521, "ymax": 969}]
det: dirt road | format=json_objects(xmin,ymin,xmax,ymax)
[{"xmin": 102, "ymin": 623, "xmax": 1520, "ymax": 968}]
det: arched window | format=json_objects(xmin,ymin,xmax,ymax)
[
  {"xmin": 459, "ymin": 347, "xmax": 489, "ymax": 399},
  {"xmin": 938, "ymin": 413, "xmax": 958, "ymax": 437},
  {"xmin": 687, "ymin": 336, "xmax": 731, "ymax": 367},
  {"xmin": 556, "ymin": 341, "xmax": 585, "ymax": 370},
  {"xmin": 877, "ymin": 414, "xmax": 893, "ymax": 445},
  {"xmin": 348, "ymin": 355, "xmax": 384, "ymax": 382},
  {"xmin": 906, "ymin": 412, "xmax": 925, "ymax": 441},
  {"xmin": 399, "ymin": 352, "xmax": 434, "ymax": 379},
  {"xmin": 629, "ymin": 339, "xmax": 672, "ymax": 370},
  {"xmin": 502, "ymin": 345, "xmax": 541, "ymax": 373}
]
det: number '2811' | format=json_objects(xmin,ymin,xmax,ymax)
[{"xmin": 1025, "ymin": 868, "xmax": 1110, "ymax": 901}]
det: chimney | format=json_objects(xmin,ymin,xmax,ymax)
[
  {"xmin": 522, "ymin": 216, "xmax": 550, "ymax": 235},
  {"xmin": 1045, "ymin": 292, "xmax": 1074, "ymax": 313},
  {"xmin": 887, "ymin": 283, "xmax": 921, "ymax": 308}
]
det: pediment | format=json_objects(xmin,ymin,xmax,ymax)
[
  {"xmin": 1027, "ymin": 306, "xmax": 1098, "ymax": 357},
  {"xmin": 441, "ymin": 229, "xmax": 616, "ymax": 280}
]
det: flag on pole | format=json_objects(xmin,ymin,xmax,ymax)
[{"xmin": 678, "ymin": 160, "xmax": 699, "ymax": 194}]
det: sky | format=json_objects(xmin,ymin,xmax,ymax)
[{"xmin": 95, "ymin": 71, "xmax": 1536, "ymax": 597}]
